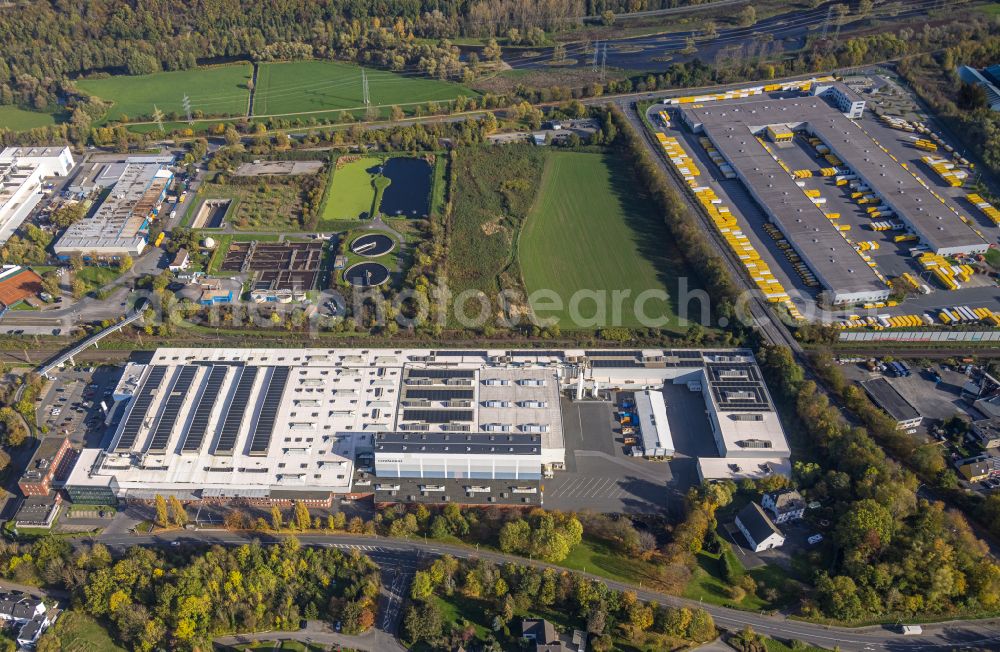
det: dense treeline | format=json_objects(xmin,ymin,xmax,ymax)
[
  {"xmin": 606, "ymin": 105, "xmax": 739, "ymax": 324},
  {"xmin": 757, "ymin": 345, "xmax": 1000, "ymax": 621},
  {"xmin": 0, "ymin": 536, "xmax": 380, "ymax": 652},
  {"xmin": 898, "ymin": 30, "xmax": 1000, "ymax": 176},
  {"xmin": 378, "ymin": 503, "xmax": 585, "ymax": 563},
  {"xmin": 403, "ymin": 554, "xmax": 717, "ymax": 650}
]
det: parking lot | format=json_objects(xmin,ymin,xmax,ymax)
[
  {"xmin": 841, "ymin": 360, "xmax": 978, "ymax": 424},
  {"xmin": 36, "ymin": 365, "xmax": 120, "ymax": 447}
]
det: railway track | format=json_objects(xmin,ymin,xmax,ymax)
[{"xmin": 620, "ymin": 102, "xmax": 801, "ymax": 353}]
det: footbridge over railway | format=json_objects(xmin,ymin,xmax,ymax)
[{"xmin": 38, "ymin": 300, "xmax": 146, "ymax": 378}]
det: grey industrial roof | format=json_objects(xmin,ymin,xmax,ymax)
[
  {"xmin": 20, "ymin": 436, "xmax": 65, "ymax": 483},
  {"xmin": 55, "ymin": 161, "xmax": 169, "ymax": 253},
  {"xmin": 861, "ymin": 377, "xmax": 921, "ymax": 423},
  {"xmin": 375, "ymin": 431, "xmax": 542, "ymax": 455},
  {"xmin": 737, "ymin": 502, "xmax": 782, "ymax": 544},
  {"xmin": 684, "ymin": 112, "xmax": 885, "ymax": 296},
  {"xmin": 682, "ymin": 89, "xmax": 986, "ymax": 254}
]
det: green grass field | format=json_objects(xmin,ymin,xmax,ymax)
[
  {"xmin": 39, "ymin": 610, "xmax": 126, "ymax": 652},
  {"xmin": 322, "ymin": 156, "xmax": 382, "ymax": 221},
  {"xmin": 518, "ymin": 151, "xmax": 696, "ymax": 331},
  {"xmin": 0, "ymin": 105, "xmax": 58, "ymax": 131},
  {"xmin": 76, "ymin": 64, "xmax": 252, "ymax": 121},
  {"xmin": 253, "ymin": 60, "xmax": 477, "ymax": 116},
  {"xmin": 75, "ymin": 266, "xmax": 121, "ymax": 292},
  {"xmin": 559, "ymin": 535, "xmax": 663, "ymax": 586}
]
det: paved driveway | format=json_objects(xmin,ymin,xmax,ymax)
[{"xmin": 543, "ymin": 398, "xmax": 677, "ymax": 514}]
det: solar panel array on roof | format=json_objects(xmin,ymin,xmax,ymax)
[
  {"xmin": 591, "ymin": 359, "xmax": 642, "ymax": 368},
  {"xmin": 673, "ymin": 351, "xmax": 703, "ymax": 359},
  {"xmin": 407, "ymin": 369, "xmax": 475, "ymax": 379},
  {"xmin": 212, "ymin": 366, "xmax": 259, "ymax": 455},
  {"xmin": 434, "ymin": 351, "xmax": 486, "ymax": 357},
  {"xmin": 180, "ymin": 366, "xmax": 228, "ymax": 453},
  {"xmin": 146, "ymin": 366, "xmax": 198, "ymax": 453},
  {"xmin": 404, "ymin": 388, "xmax": 474, "ymax": 401},
  {"xmin": 401, "ymin": 409, "xmax": 474, "ymax": 423},
  {"xmin": 585, "ymin": 350, "xmax": 640, "ymax": 357},
  {"xmin": 248, "ymin": 366, "xmax": 290, "ymax": 456},
  {"xmin": 666, "ymin": 359, "xmax": 706, "ymax": 368},
  {"xmin": 507, "ymin": 350, "xmax": 563, "ymax": 358},
  {"xmin": 115, "ymin": 366, "xmax": 167, "ymax": 452},
  {"xmin": 706, "ymin": 363, "xmax": 771, "ymax": 411}
]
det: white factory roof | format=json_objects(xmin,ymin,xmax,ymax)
[
  {"xmin": 635, "ymin": 390, "xmax": 674, "ymax": 456},
  {"xmin": 66, "ymin": 347, "xmax": 790, "ymax": 498},
  {"xmin": 697, "ymin": 457, "xmax": 792, "ymax": 481},
  {"xmin": 701, "ymin": 352, "xmax": 790, "ymax": 456}
]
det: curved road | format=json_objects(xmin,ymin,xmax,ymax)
[{"xmin": 97, "ymin": 530, "xmax": 1000, "ymax": 651}]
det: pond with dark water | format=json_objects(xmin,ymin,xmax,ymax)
[{"xmin": 376, "ymin": 157, "xmax": 432, "ymax": 218}]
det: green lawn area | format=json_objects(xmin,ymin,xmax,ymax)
[
  {"xmin": 231, "ymin": 642, "xmax": 329, "ymax": 652},
  {"xmin": 0, "ymin": 105, "xmax": 58, "ymax": 131},
  {"xmin": 559, "ymin": 535, "xmax": 664, "ymax": 586},
  {"xmin": 76, "ymin": 64, "xmax": 252, "ymax": 122},
  {"xmin": 322, "ymin": 156, "xmax": 382, "ymax": 221},
  {"xmin": 762, "ymin": 636, "xmax": 830, "ymax": 652},
  {"xmin": 518, "ymin": 151, "xmax": 697, "ymax": 331},
  {"xmin": 979, "ymin": 1, "xmax": 1000, "ymax": 16},
  {"xmin": 75, "ymin": 266, "xmax": 121, "ymax": 292},
  {"xmin": 986, "ymin": 247, "xmax": 1000, "ymax": 268},
  {"xmin": 38, "ymin": 610, "xmax": 126, "ymax": 652},
  {"xmin": 683, "ymin": 547, "xmax": 801, "ymax": 613},
  {"xmin": 684, "ymin": 551, "xmax": 768, "ymax": 610},
  {"xmin": 254, "ymin": 60, "xmax": 477, "ymax": 117}
]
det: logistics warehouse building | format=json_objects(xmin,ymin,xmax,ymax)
[
  {"xmin": 64, "ymin": 348, "xmax": 789, "ymax": 505},
  {"xmin": 53, "ymin": 158, "xmax": 174, "ymax": 259},
  {"xmin": 676, "ymin": 82, "xmax": 988, "ymax": 304}
]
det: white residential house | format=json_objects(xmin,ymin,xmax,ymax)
[
  {"xmin": 0, "ymin": 593, "xmax": 51, "ymax": 645},
  {"xmin": 168, "ymin": 248, "xmax": 190, "ymax": 272},
  {"xmin": 17, "ymin": 614, "xmax": 50, "ymax": 646},
  {"xmin": 761, "ymin": 488, "xmax": 805, "ymax": 524},
  {"xmin": 735, "ymin": 502, "xmax": 785, "ymax": 552}
]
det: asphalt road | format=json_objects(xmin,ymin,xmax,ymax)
[{"xmin": 95, "ymin": 530, "xmax": 1000, "ymax": 651}]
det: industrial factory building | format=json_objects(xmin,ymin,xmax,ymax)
[
  {"xmin": 64, "ymin": 348, "xmax": 790, "ymax": 506},
  {"xmin": 53, "ymin": 159, "xmax": 174, "ymax": 259},
  {"xmin": 0, "ymin": 146, "xmax": 74, "ymax": 245}
]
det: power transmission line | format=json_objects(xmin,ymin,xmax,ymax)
[
  {"xmin": 599, "ymin": 43, "xmax": 605, "ymax": 82},
  {"xmin": 152, "ymin": 105, "xmax": 165, "ymax": 133},
  {"xmin": 362, "ymin": 69, "xmax": 370, "ymax": 106},
  {"xmin": 181, "ymin": 95, "xmax": 193, "ymax": 124}
]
